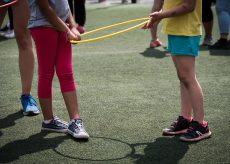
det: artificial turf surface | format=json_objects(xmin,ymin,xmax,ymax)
[{"xmin": 0, "ymin": 3, "xmax": 230, "ymax": 164}]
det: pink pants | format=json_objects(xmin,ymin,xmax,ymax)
[{"xmin": 30, "ymin": 27, "xmax": 76, "ymax": 98}]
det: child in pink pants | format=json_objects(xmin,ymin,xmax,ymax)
[{"xmin": 28, "ymin": 0, "xmax": 89, "ymax": 139}]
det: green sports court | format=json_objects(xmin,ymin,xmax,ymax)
[{"xmin": 0, "ymin": 1, "xmax": 230, "ymax": 163}]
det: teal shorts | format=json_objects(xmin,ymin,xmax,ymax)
[{"xmin": 167, "ymin": 35, "xmax": 201, "ymax": 57}]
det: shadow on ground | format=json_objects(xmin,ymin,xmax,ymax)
[
  {"xmin": 140, "ymin": 47, "xmax": 170, "ymax": 58},
  {"xmin": 209, "ymin": 49, "xmax": 230, "ymax": 56},
  {"xmin": 0, "ymin": 36, "xmax": 7, "ymax": 42},
  {"xmin": 0, "ymin": 131, "xmax": 69, "ymax": 163},
  {"xmin": 200, "ymin": 46, "xmax": 230, "ymax": 56},
  {"xmin": 51, "ymin": 136, "xmax": 193, "ymax": 163},
  {"xmin": 0, "ymin": 130, "xmax": 195, "ymax": 163},
  {"xmin": 0, "ymin": 110, "xmax": 23, "ymax": 137},
  {"xmin": 134, "ymin": 136, "xmax": 194, "ymax": 164}
]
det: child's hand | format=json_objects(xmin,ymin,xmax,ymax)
[
  {"xmin": 142, "ymin": 11, "xmax": 162, "ymax": 29},
  {"xmin": 71, "ymin": 27, "xmax": 81, "ymax": 41},
  {"xmin": 67, "ymin": 28, "xmax": 81, "ymax": 41}
]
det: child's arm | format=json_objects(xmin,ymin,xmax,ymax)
[
  {"xmin": 144, "ymin": 0, "xmax": 196, "ymax": 29},
  {"xmin": 36, "ymin": 0, "xmax": 79, "ymax": 40},
  {"xmin": 151, "ymin": 0, "xmax": 163, "ymax": 12},
  {"xmin": 66, "ymin": 11, "xmax": 81, "ymax": 41},
  {"xmin": 150, "ymin": 0, "xmax": 163, "ymax": 26}
]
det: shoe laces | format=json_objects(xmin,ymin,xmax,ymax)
[
  {"xmin": 69, "ymin": 120, "xmax": 80, "ymax": 132},
  {"xmin": 23, "ymin": 96, "xmax": 37, "ymax": 106},
  {"xmin": 171, "ymin": 116, "xmax": 183, "ymax": 126},
  {"xmin": 75, "ymin": 119, "xmax": 83, "ymax": 129},
  {"xmin": 187, "ymin": 126, "xmax": 194, "ymax": 133},
  {"xmin": 187, "ymin": 121, "xmax": 200, "ymax": 133},
  {"xmin": 53, "ymin": 117, "xmax": 68, "ymax": 126},
  {"xmin": 171, "ymin": 120, "xmax": 178, "ymax": 127}
]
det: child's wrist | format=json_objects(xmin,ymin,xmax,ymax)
[
  {"xmin": 66, "ymin": 30, "xmax": 72, "ymax": 40},
  {"xmin": 66, "ymin": 30, "xmax": 71, "ymax": 36},
  {"xmin": 68, "ymin": 23, "xmax": 77, "ymax": 30}
]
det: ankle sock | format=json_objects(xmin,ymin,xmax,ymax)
[
  {"xmin": 201, "ymin": 121, "xmax": 207, "ymax": 127},
  {"xmin": 43, "ymin": 119, "xmax": 52, "ymax": 124},
  {"xmin": 70, "ymin": 118, "xmax": 80, "ymax": 122}
]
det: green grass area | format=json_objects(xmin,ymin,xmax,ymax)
[{"xmin": 0, "ymin": 4, "xmax": 230, "ymax": 164}]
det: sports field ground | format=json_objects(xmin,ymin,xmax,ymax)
[{"xmin": 0, "ymin": 3, "xmax": 230, "ymax": 164}]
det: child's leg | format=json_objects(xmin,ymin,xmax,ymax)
[
  {"xmin": 55, "ymin": 32, "xmax": 80, "ymax": 120},
  {"xmin": 0, "ymin": 8, "xmax": 7, "ymax": 27},
  {"xmin": 30, "ymin": 27, "xmax": 58, "ymax": 120},
  {"xmin": 171, "ymin": 57, "xmax": 193, "ymax": 119},
  {"xmin": 74, "ymin": 0, "xmax": 86, "ymax": 27},
  {"xmin": 150, "ymin": 22, "xmax": 159, "ymax": 41},
  {"xmin": 62, "ymin": 92, "xmax": 80, "ymax": 120},
  {"xmin": 172, "ymin": 56, "xmax": 204, "ymax": 123},
  {"xmin": 216, "ymin": 2, "xmax": 230, "ymax": 39},
  {"xmin": 180, "ymin": 82, "xmax": 193, "ymax": 119},
  {"xmin": 149, "ymin": 22, "xmax": 162, "ymax": 48},
  {"xmin": 202, "ymin": 0, "xmax": 213, "ymax": 38},
  {"xmin": 12, "ymin": 0, "xmax": 35, "ymax": 95}
]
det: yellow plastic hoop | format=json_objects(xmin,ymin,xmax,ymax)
[{"xmin": 70, "ymin": 17, "xmax": 149, "ymax": 44}]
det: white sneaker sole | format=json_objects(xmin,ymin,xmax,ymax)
[
  {"xmin": 180, "ymin": 131, "xmax": 212, "ymax": 142},
  {"xmin": 23, "ymin": 111, "xmax": 40, "ymax": 116},
  {"xmin": 67, "ymin": 129, "xmax": 89, "ymax": 139}
]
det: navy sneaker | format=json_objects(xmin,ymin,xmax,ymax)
[
  {"xmin": 20, "ymin": 95, "xmax": 39, "ymax": 116},
  {"xmin": 180, "ymin": 121, "xmax": 212, "ymax": 142},
  {"xmin": 68, "ymin": 119, "xmax": 89, "ymax": 139},
  {"xmin": 42, "ymin": 116, "xmax": 68, "ymax": 133},
  {"xmin": 162, "ymin": 116, "xmax": 191, "ymax": 135}
]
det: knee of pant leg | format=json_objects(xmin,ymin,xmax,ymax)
[
  {"xmin": 57, "ymin": 73, "xmax": 76, "ymax": 92},
  {"xmin": 38, "ymin": 73, "xmax": 54, "ymax": 98},
  {"xmin": 217, "ymin": 11, "xmax": 230, "ymax": 33}
]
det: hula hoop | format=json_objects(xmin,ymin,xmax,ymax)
[
  {"xmin": 70, "ymin": 17, "xmax": 149, "ymax": 44},
  {"xmin": 0, "ymin": 0, "xmax": 18, "ymax": 8}
]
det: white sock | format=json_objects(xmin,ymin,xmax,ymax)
[
  {"xmin": 70, "ymin": 118, "xmax": 80, "ymax": 122},
  {"xmin": 43, "ymin": 119, "xmax": 52, "ymax": 124}
]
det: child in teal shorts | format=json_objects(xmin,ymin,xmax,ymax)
[{"xmin": 143, "ymin": 0, "xmax": 211, "ymax": 142}]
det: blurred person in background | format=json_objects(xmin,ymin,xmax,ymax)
[
  {"xmin": 210, "ymin": 0, "xmax": 230, "ymax": 49},
  {"xmin": 149, "ymin": 0, "xmax": 163, "ymax": 48},
  {"xmin": 122, "ymin": 0, "xmax": 137, "ymax": 4},
  {"xmin": 0, "ymin": 6, "xmax": 15, "ymax": 39},
  {"xmin": 68, "ymin": 0, "xmax": 86, "ymax": 34},
  {"xmin": 200, "ymin": 0, "xmax": 215, "ymax": 46},
  {"xmin": 0, "ymin": 0, "xmax": 39, "ymax": 116}
]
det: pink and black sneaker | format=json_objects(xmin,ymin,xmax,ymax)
[
  {"xmin": 180, "ymin": 121, "xmax": 212, "ymax": 142},
  {"xmin": 76, "ymin": 26, "xmax": 85, "ymax": 34},
  {"xmin": 150, "ymin": 39, "xmax": 162, "ymax": 48},
  {"xmin": 162, "ymin": 116, "xmax": 191, "ymax": 135}
]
